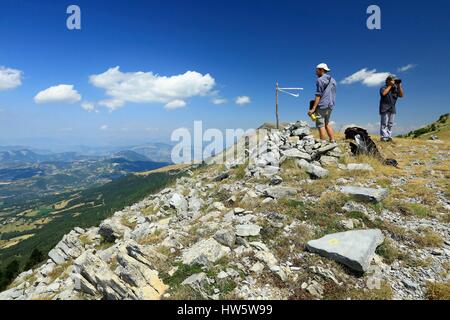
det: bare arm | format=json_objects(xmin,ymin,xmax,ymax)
[
  {"xmin": 397, "ymin": 83, "xmax": 404, "ymax": 97},
  {"xmin": 381, "ymin": 85, "xmax": 393, "ymax": 97},
  {"xmin": 308, "ymin": 95, "xmax": 321, "ymax": 115}
]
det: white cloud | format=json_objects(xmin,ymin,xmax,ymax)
[
  {"xmin": 0, "ymin": 66, "xmax": 23, "ymax": 91},
  {"xmin": 341, "ymin": 68, "xmax": 391, "ymax": 87},
  {"xmin": 81, "ymin": 101, "xmax": 96, "ymax": 112},
  {"xmin": 212, "ymin": 98, "xmax": 227, "ymax": 105},
  {"xmin": 397, "ymin": 64, "xmax": 417, "ymax": 72},
  {"xmin": 89, "ymin": 67, "xmax": 215, "ymax": 111},
  {"xmin": 165, "ymin": 99, "xmax": 186, "ymax": 110},
  {"xmin": 98, "ymin": 99, "xmax": 124, "ymax": 111},
  {"xmin": 34, "ymin": 84, "xmax": 82, "ymax": 104},
  {"xmin": 100, "ymin": 125, "xmax": 108, "ymax": 131},
  {"xmin": 235, "ymin": 96, "xmax": 251, "ymax": 105}
]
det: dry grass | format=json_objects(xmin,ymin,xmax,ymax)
[
  {"xmin": 137, "ymin": 229, "xmax": 166, "ymax": 246},
  {"xmin": 299, "ymin": 178, "xmax": 336, "ymax": 198},
  {"xmin": 47, "ymin": 260, "xmax": 72, "ymax": 282},
  {"xmin": 279, "ymin": 158, "xmax": 309, "ymax": 183},
  {"xmin": 232, "ymin": 160, "xmax": 249, "ymax": 181},
  {"xmin": 375, "ymin": 238, "xmax": 405, "ymax": 264},
  {"xmin": 324, "ymin": 281, "xmax": 393, "ymax": 300},
  {"xmin": 78, "ymin": 234, "xmax": 93, "ymax": 246},
  {"xmin": 382, "ymin": 199, "xmax": 435, "ymax": 219},
  {"xmin": 413, "ymin": 228, "xmax": 444, "ymax": 248},
  {"xmin": 142, "ymin": 205, "xmax": 158, "ymax": 216},
  {"xmin": 120, "ymin": 216, "xmax": 138, "ymax": 229},
  {"xmin": 271, "ymin": 223, "xmax": 316, "ymax": 260},
  {"xmin": 426, "ymin": 281, "xmax": 450, "ymax": 300}
]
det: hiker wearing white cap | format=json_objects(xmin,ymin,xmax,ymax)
[{"xmin": 308, "ymin": 63, "xmax": 337, "ymax": 143}]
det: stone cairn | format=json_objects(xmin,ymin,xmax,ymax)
[{"xmin": 245, "ymin": 121, "xmax": 343, "ymax": 179}]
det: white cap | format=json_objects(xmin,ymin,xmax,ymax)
[{"xmin": 316, "ymin": 63, "xmax": 331, "ymax": 71}]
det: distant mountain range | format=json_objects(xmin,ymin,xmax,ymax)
[
  {"xmin": 0, "ymin": 150, "xmax": 91, "ymax": 163},
  {"xmin": 0, "ymin": 142, "xmax": 174, "ymax": 164}
]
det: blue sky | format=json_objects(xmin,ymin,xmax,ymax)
[{"xmin": 0, "ymin": 0, "xmax": 449, "ymax": 149}]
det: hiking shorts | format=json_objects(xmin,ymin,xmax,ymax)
[{"xmin": 315, "ymin": 107, "xmax": 332, "ymax": 128}]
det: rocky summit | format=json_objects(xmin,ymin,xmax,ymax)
[{"xmin": 1, "ymin": 120, "xmax": 449, "ymax": 301}]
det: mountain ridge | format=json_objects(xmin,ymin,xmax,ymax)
[{"xmin": 0, "ymin": 118, "xmax": 449, "ymax": 300}]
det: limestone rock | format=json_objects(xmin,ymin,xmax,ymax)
[
  {"xmin": 213, "ymin": 172, "xmax": 230, "ymax": 182},
  {"xmin": 182, "ymin": 238, "xmax": 231, "ymax": 265},
  {"xmin": 48, "ymin": 231, "xmax": 84, "ymax": 265},
  {"xmin": 169, "ymin": 193, "xmax": 188, "ymax": 215},
  {"xmin": 99, "ymin": 219, "xmax": 129, "ymax": 243},
  {"xmin": 282, "ymin": 148, "xmax": 312, "ymax": 161},
  {"xmin": 316, "ymin": 143, "xmax": 337, "ymax": 154},
  {"xmin": 346, "ymin": 163, "xmax": 374, "ymax": 171},
  {"xmin": 306, "ymin": 229, "xmax": 384, "ymax": 272},
  {"xmin": 74, "ymin": 251, "xmax": 136, "ymax": 300},
  {"xmin": 296, "ymin": 159, "xmax": 329, "ymax": 178},
  {"xmin": 213, "ymin": 229, "xmax": 236, "ymax": 248},
  {"xmin": 269, "ymin": 175, "xmax": 283, "ymax": 186},
  {"xmin": 292, "ymin": 127, "xmax": 310, "ymax": 137},
  {"xmin": 263, "ymin": 186, "xmax": 297, "ymax": 199},
  {"xmin": 320, "ymin": 155, "xmax": 339, "ymax": 166},
  {"xmin": 235, "ymin": 224, "xmax": 261, "ymax": 237},
  {"xmin": 340, "ymin": 186, "xmax": 388, "ymax": 203}
]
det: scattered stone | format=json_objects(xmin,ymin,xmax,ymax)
[
  {"xmin": 429, "ymin": 135, "xmax": 439, "ymax": 141},
  {"xmin": 217, "ymin": 271, "xmax": 229, "ymax": 279},
  {"xmin": 305, "ymin": 280, "xmax": 324, "ymax": 299},
  {"xmin": 264, "ymin": 186, "xmax": 297, "ymax": 199},
  {"xmin": 212, "ymin": 202, "xmax": 226, "ymax": 211},
  {"xmin": 250, "ymin": 262, "xmax": 265, "ymax": 274},
  {"xmin": 213, "ymin": 171, "xmax": 230, "ymax": 182},
  {"xmin": 306, "ymin": 229, "xmax": 385, "ymax": 272},
  {"xmin": 269, "ymin": 175, "xmax": 283, "ymax": 186},
  {"xmin": 346, "ymin": 163, "xmax": 374, "ymax": 171},
  {"xmin": 282, "ymin": 148, "xmax": 312, "ymax": 161},
  {"xmin": 292, "ymin": 127, "xmax": 310, "ymax": 137},
  {"xmin": 288, "ymin": 136, "xmax": 300, "ymax": 144},
  {"xmin": 320, "ymin": 156, "xmax": 339, "ymax": 166},
  {"xmin": 99, "ymin": 219, "xmax": 130, "ymax": 243},
  {"xmin": 316, "ymin": 143, "xmax": 337, "ymax": 154},
  {"xmin": 340, "ymin": 186, "xmax": 388, "ymax": 203},
  {"xmin": 226, "ymin": 268, "xmax": 240, "ymax": 278},
  {"xmin": 297, "ymin": 159, "xmax": 329, "ymax": 178},
  {"xmin": 182, "ymin": 238, "xmax": 231, "ymax": 266},
  {"xmin": 181, "ymin": 273, "xmax": 210, "ymax": 298},
  {"xmin": 169, "ymin": 193, "xmax": 189, "ymax": 215},
  {"xmin": 213, "ymin": 229, "xmax": 236, "ymax": 248},
  {"xmin": 402, "ymin": 279, "xmax": 419, "ymax": 291},
  {"xmin": 309, "ymin": 266, "xmax": 341, "ymax": 285},
  {"xmin": 338, "ymin": 219, "xmax": 355, "ymax": 230},
  {"xmin": 235, "ymin": 224, "xmax": 261, "ymax": 237},
  {"xmin": 48, "ymin": 231, "xmax": 84, "ymax": 264}
]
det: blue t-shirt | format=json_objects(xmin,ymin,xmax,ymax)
[
  {"xmin": 379, "ymin": 85, "xmax": 399, "ymax": 114},
  {"xmin": 316, "ymin": 74, "xmax": 336, "ymax": 109}
]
